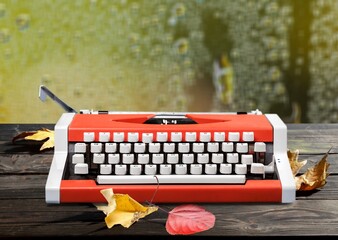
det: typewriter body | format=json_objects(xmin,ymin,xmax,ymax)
[{"xmin": 45, "ymin": 109, "xmax": 296, "ymax": 204}]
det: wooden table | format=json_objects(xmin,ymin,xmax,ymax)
[{"xmin": 1, "ymin": 124, "xmax": 338, "ymax": 238}]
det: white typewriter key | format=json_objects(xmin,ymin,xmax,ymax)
[
  {"xmin": 74, "ymin": 143, "xmax": 86, "ymax": 153},
  {"xmin": 222, "ymin": 142, "xmax": 233, "ymax": 152},
  {"xmin": 115, "ymin": 165, "xmax": 127, "ymax": 175},
  {"xmin": 192, "ymin": 143, "xmax": 204, "ymax": 153},
  {"xmin": 137, "ymin": 154, "xmax": 150, "ymax": 164},
  {"xmin": 200, "ymin": 132, "xmax": 211, "ymax": 142},
  {"xmin": 152, "ymin": 154, "xmax": 164, "ymax": 164},
  {"xmin": 122, "ymin": 154, "xmax": 134, "ymax": 164},
  {"xmin": 167, "ymin": 154, "xmax": 179, "ymax": 164},
  {"xmin": 119, "ymin": 143, "xmax": 131, "ymax": 153},
  {"xmin": 235, "ymin": 164, "xmax": 247, "ymax": 175},
  {"xmin": 74, "ymin": 163, "xmax": 89, "ymax": 174},
  {"xmin": 243, "ymin": 132, "xmax": 254, "ymax": 142},
  {"xmin": 149, "ymin": 143, "xmax": 161, "ymax": 153},
  {"xmin": 214, "ymin": 132, "xmax": 225, "ymax": 142},
  {"xmin": 178, "ymin": 143, "xmax": 190, "ymax": 153},
  {"xmin": 160, "ymin": 164, "xmax": 172, "ymax": 175},
  {"xmin": 207, "ymin": 142, "xmax": 219, "ymax": 152},
  {"xmin": 185, "ymin": 132, "xmax": 196, "ymax": 142},
  {"xmin": 100, "ymin": 164, "xmax": 112, "ymax": 175},
  {"xmin": 175, "ymin": 164, "xmax": 187, "ymax": 175},
  {"xmin": 211, "ymin": 153, "xmax": 224, "ymax": 163},
  {"xmin": 250, "ymin": 163, "xmax": 265, "ymax": 174},
  {"xmin": 99, "ymin": 132, "xmax": 110, "ymax": 142},
  {"xmin": 130, "ymin": 165, "xmax": 142, "ymax": 175},
  {"xmin": 90, "ymin": 143, "xmax": 102, "ymax": 153},
  {"xmin": 93, "ymin": 153, "xmax": 105, "ymax": 164},
  {"xmin": 142, "ymin": 133, "xmax": 153, "ymax": 143},
  {"xmin": 134, "ymin": 143, "xmax": 146, "ymax": 153},
  {"xmin": 83, "ymin": 132, "xmax": 95, "ymax": 142},
  {"xmin": 163, "ymin": 143, "xmax": 175, "ymax": 153},
  {"xmin": 220, "ymin": 164, "xmax": 232, "ymax": 174},
  {"xmin": 145, "ymin": 164, "xmax": 157, "ymax": 175},
  {"xmin": 254, "ymin": 142, "xmax": 266, "ymax": 152},
  {"xmin": 236, "ymin": 143, "xmax": 248, "ymax": 153},
  {"xmin": 128, "ymin": 132, "xmax": 139, "ymax": 142},
  {"xmin": 182, "ymin": 154, "xmax": 194, "ymax": 164},
  {"xmin": 227, "ymin": 153, "xmax": 239, "ymax": 163},
  {"xmin": 197, "ymin": 153, "xmax": 209, "ymax": 164},
  {"xmin": 108, "ymin": 154, "xmax": 120, "ymax": 164},
  {"xmin": 156, "ymin": 132, "xmax": 168, "ymax": 142},
  {"xmin": 105, "ymin": 143, "xmax": 117, "ymax": 153},
  {"xmin": 190, "ymin": 164, "xmax": 202, "ymax": 175},
  {"xmin": 171, "ymin": 132, "xmax": 182, "ymax": 142},
  {"xmin": 241, "ymin": 154, "xmax": 253, "ymax": 165},
  {"xmin": 72, "ymin": 154, "xmax": 84, "ymax": 164},
  {"xmin": 228, "ymin": 132, "xmax": 240, "ymax": 142},
  {"xmin": 113, "ymin": 132, "xmax": 124, "ymax": 142},
  {"xmin": 205, "ymin": 164, "xmax": 217, "ymax": 174}
]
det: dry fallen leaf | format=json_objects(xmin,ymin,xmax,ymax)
[
  {"xmin": 288, "ymin": 149, "xmax": 330, "ymax": 191},
  {"xmin": 95, "ymin": 188, "xmax": 158, "ymax": 229},
  {"xmin": 287, "ymin": 149, "xmax": 307, "ymax": 176},
  {"xmin": 12, "ymin": 128, "xmax": 54, "ymax": 151},
  {"xmin": 165, "ymin": 204, "xmax": 216, "ymax": 235},
  {"xmin": 296, "ymin": 150, "xmax": 330, "ymax": 191}
]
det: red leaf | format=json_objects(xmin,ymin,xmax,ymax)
[{"xmin": 165, "ymin": 204, "xmax": 215, "ymax": 235}]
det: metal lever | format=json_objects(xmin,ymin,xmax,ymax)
[{"xmin": 39, "ymin": 85, "xmax": 77, "ymax": 113}]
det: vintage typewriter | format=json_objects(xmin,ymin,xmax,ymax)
[{"xmin": 40, "ymin": 86, "xmax": 296, "ymax": 204}]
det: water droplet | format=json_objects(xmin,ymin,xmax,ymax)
[
  {"xmin": 130, "ymin": 2, "xmax": 139, "ymax": 13},
  {"xmin": 16, "ymin": 14, "xmax": 30, "ymax": 31},
  {"xmin": 266, "ymin": 2, "xmax": 279, "ymax": 14},
  {"xmin": 0, "ymin": 28, "xmax": 10, "ymax": 43},
  {"xmin": 0, "ymin": 3, "xmax": 6, "ymax": 18},
  {"xmin": 174, "ymin": 38, "xmax": 189, "ymax": 55},
  {"xmin": 66, "ymin": 48, "xmax": 75, "ymax": 60},
  {"xmin": 168, "ymin": 16, "xmax": 177, "ymax": 26},
  {"xmin": 183, "ymin": 58, "xmax": 191, "ymax": 67},
  {"xmin": 129, "ymin": 33, "xmax": 139, "ymax": 44},
  {"xmin": 41, "ymin": 74, "xmax": 52, "ymax": 85},
  {"xmin": 110, "ymin": 6, "xmax": 118, "ymax": 16},
  {"xmin": 269, "ymin": 67, "xmax": 281, "ymax": 81},
  {"xmin": 172, "ymin": 3, "xmax": 186, "ymax": 17},
  {"xmin": 4, "ymin": 48, "xmax": 11, "ymax": 58},
  {"xmin": 157, "ymin": 4, "xmax": 166, "ymax": 15}
]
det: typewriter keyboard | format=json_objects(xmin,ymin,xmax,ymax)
[{"xmin": 68, "ymin": 131, "xmax": 274, "ymax": 184}]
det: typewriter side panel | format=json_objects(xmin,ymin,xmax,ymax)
[
  {"xmin": 266, "ymin": 114, "xmax": 296, "ymax": 203},
  {"xmin": 45, "ymin": 113, "xmax": 75, "ymax": 204}
]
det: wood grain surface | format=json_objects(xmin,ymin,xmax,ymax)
[{"xmin": 1, "ymin": 124, "xmax": 337, "ymax": 238}]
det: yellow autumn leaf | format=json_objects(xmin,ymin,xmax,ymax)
[
  {"xmin": 287, "ymin": 149, "xmax": 307, "ymax": 176},
  {"xmin": 12, "ymin": 128, "xmax": 54, "ymax": 151},
  {"xmin": 96, "ymin": 188, "xmax": 158, "ymax": 229},
  {"xmin": 96, "ymin": 188, "xmax": 117, "ymax": 215},
  {"xmin": 296, "ymin": 150, "xmax": 330, "ymax": 191},
  {"xmin": 288, "ymin": 149, "xmax": 330, "ymax": 191}
]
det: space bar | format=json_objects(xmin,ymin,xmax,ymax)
[{"xmin": 97, "ymin": 175, "xmax": 246, "ymax": 184}]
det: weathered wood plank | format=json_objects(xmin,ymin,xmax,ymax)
[
  {"xmin": 287, "ymin": 124, "xmax": 338, "ymax": 154},
  {"xmin": 1, "ymin": 198, "xmax": 338, "ymax": 237},
  {"xmin": 1, "ymin": 123, "xmax": 338, "ymax": 237},
  {"xmin": 0, "ymin": 154, "xmax": 52, "ymax": 174}
]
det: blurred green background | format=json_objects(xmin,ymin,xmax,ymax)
[{"xmin": 0, "ymin": 0, "xmax": 337, "ymax": 123}]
